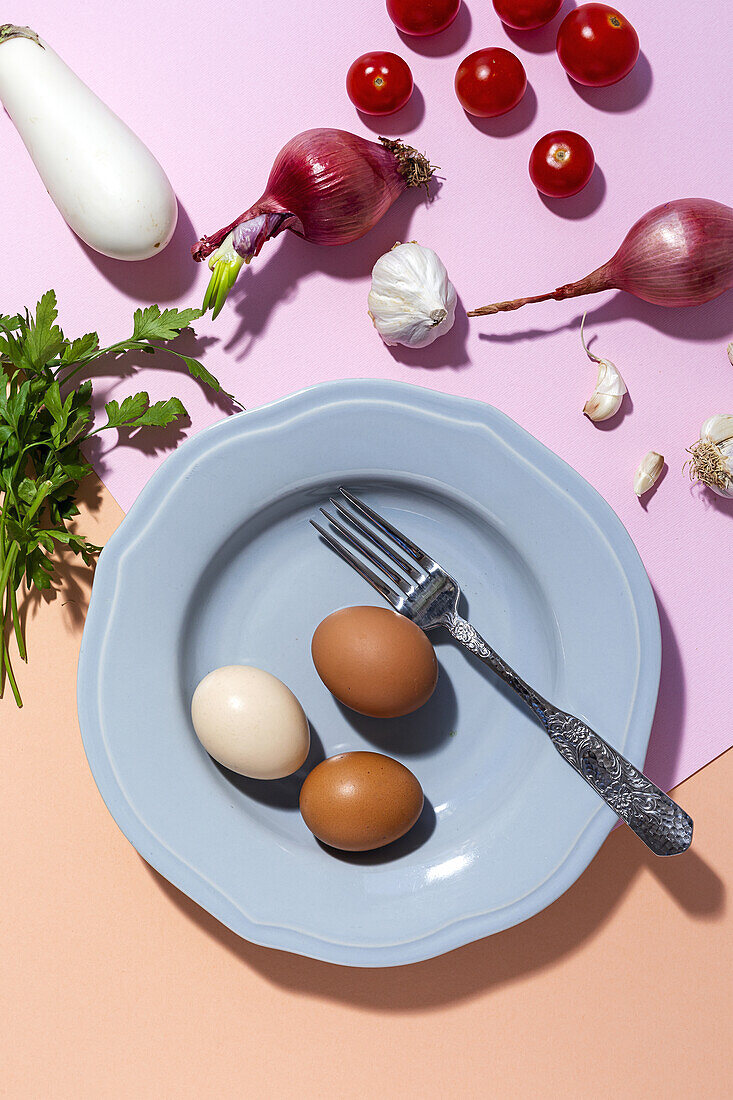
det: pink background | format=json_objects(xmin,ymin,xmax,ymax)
[{"xmin": 2, "ymin": 0, "xmax": 732, "ymax": 792}]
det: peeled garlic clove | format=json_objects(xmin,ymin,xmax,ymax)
[
  {"xmin": 634, "ymin": 451, "xmax": 664, "ymax": 497},
  {"xmin": 583, "ymin": 358, "xmax": 627, "ymax": 422},
  {"xmin": 368, "ymin": 241, "xmax": 457, "ymax": 348},
  {"xmin": 686, "ymin": 414, "xmax": 733, "ymax": 497}
]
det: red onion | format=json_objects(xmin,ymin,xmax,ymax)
[
  {"xmin": 468, "ymin": 198, "xmax": 733, "ymax": 317},
  {"xmin": 193, "ymin": 128, "xmax": 435, "ymax": 317}
]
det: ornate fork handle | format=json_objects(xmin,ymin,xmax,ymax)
[{"xmin": 445, "ymin": 613, "xmax": 693, "ymax": 856}]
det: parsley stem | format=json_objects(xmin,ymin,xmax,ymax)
[
  {"xmin": 55, "ymin": 340, "xmax": 140, "ymax": 386},
  {"xmin": 1, "ymin": 616, "xmax": 22, "ymax": 707},
  {"xmin": 23, "ymin": 479, "xmax": 53, "ymax": 528},
  {"xmin": 10, "ymin": 584, "xmax": 25, "ymax": 662},
  {"xmin": 0, "ymin": 541, "xmax": 19, "ymax": 600},
  {"xmin": 0, "ymin": 543, "xmax": 24, "ymax": 702}
]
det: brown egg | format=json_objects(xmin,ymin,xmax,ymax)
[
  {"xmin": 312, "ymin": 605, "xmax": 438, "ymax": 718},
  {"xmin": 299, "ymin": 751, "xmax": 424, "ymax": 851}
]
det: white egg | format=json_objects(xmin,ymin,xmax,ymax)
[{"xmin": 191, "ymin": 666, "xmax": 310, "ymax": 780}]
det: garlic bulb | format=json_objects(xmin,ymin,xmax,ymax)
[
  {"xmin": 368, "ymin": 242, "xmax": 457, "ymax": 348},
  {"xmin": 634, "ymin": 451, "xmax": 664, "ymax": 497},
  {"xmin": 580, "ymin": 313, "xmax": 627, "ymax": 422},
  {"xmin": 686, "ymin": 414, "xmax": 733, "ymax": 497}
]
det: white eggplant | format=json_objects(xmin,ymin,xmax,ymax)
[{"xmin": 0, "ymin": 24, "xmax": 177, "ymax": 260}]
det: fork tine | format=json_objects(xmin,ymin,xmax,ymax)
[
  {"xmin": 310, "ymin": 521, "xmax": 401, "ymax": 610},
  {"xmin": 338, "ymin": 488, "xmax": 435, "ymax": 567},
  {"xmin": 328, "ymin": 498, "xmax": 422, "ymax": 579},
  {"xmin": 319, "ymin": 509, "xmax": 412, "ymax": 593}
]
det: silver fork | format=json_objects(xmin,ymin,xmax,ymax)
[{"xmin": 312, "ymin": 488, "xmax": 693, "ymax": 857}]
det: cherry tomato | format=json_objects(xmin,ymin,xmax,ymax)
[
  {"xmin": 346, "ymin": 52, "xmax": 413, "ymax": 115},
  {"xmin": 455, "ymin": 48, "xmax": 527, "ymax": 118},
  {"xmin": 386, "ymin": 0, "xmax": 461, "ymax": 37},
  {"xmin": 529, "ymin": 130, "xmax": 595, "ymax": 197},
  {"xmin": 492, "ymin": 0, "xmax": 562, "ymax": 31},
  {"xmin": 556, "ymin": 3, "xmax": 639, "ymax": 87}
]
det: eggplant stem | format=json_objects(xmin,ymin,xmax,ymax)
[{"xmin": 0, "ymin": 24, "xmax": 44, "ymax": 48}]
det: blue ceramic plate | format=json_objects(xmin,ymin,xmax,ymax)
[{"xmin": 78, "ymin": 380, "xmax": 660, "ymax": 967}]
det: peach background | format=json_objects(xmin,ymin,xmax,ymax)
[{"xmin": 2, "ymin": 480, "xmax": 731, "ymax": 1099}]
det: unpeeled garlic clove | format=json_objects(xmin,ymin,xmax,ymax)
[
  {"xmin": 727, "ymin": 343, "xmax": 733, "ymax": 367},
  {"xmin": 634, "ymin": 451, "xmax": 664, "ymax": 497},
  {"xmin": 580, "ymin": 313, "xmax": 627, "ymax": 423},
  {"xmin": 701, "ymin": 412, "xmax": 733, "ymax": 446},
  {"xmin": 583, "ymin": 358, "xmax": 627, "ymax": 422}
]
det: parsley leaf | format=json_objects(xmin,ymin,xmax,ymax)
[
  {"xmin": 60, "ymin": 332, "xmax": 99, "ymax": 363},
  {"xmin": 23, "ymin": 290, "xmax": 66, "ymax": 371},
  {"xmin": 102, "ymin": 392, "xmax": 152, "ymax": 429},
  {"xmin": 43, "ymin": 381, "xmax": 65, "ymax": 424},
  {"xmin": 173, "ymin": 353, "xmax": 235, "ymax": 400},
  {"xmin": 131, "ymin": 304, "xmax": 203, "ymax": 343},
  {"xmin": 131, "ymin": 397, "xmax": 187, "ymax": 428},
  {"xmin": 101, "ymin": 392, "xmax": 188, "ymax": 432},
  {"xmin": 0, "ymin": 290, "xmax": 239, "ymax": 706}
]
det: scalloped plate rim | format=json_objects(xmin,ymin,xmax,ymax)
[{"xmin": 77, "ymin": 379, "xmax": 660, "ymax": 967}]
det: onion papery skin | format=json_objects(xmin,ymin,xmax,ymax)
[
  {"xmin": 193, "ymin": 129, "xmax": 435, "ymax": 317},
  {"xmin": 193, "ymin": 129, "xmax": 431, "ymax": 263},
  {"xmin": 469, "ymin": 198, "xmax": 733, "ymax": 317},
  {"xmin": 264, "ymin": 129, "xmax": 408, "ymax": 245},
  {"xmin": 605, "ymin": 199, "xmax": 733, "ymax": 306}
]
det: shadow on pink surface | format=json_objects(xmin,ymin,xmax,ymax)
[
  {"xmin": 568, "ymin": 52, "xmax": 653, "ymax": 113},
  {"xmin": 475, "ymin": 287, "xmax": 733, "ymax": 344},
  {"xmin": 220, "ymin": 182, "xmax": 444, "ymax": 361},
  {"xmin": 464, "ymin": 82, "xmax": 538, "ymax": 138},
  {"xmin": 76, "ymin": 202, "xmax": 199, "ymax": 302},
  {"xmin": 73, "ymin": 328, "xmax": 239, "ymax": 479},
  {"xmin": 499, "ymin": 1, "xmax": 577, "ymax": 55},
  {"xmin": 538, "ymin": 164, "xmax": 607, "ymax": 220},
  {"xmin": 357, "ymin": 85, "xmax": 426, "ymax": 136},
  {"xmin": 142, "ymin": 823, "xmax": 724, "ymax": 1010},
  {"xmin": 689, "ymin": 481, "xmax": 733, "ymax": 518},
  {"xmin": 395, "ymin": 4, "xmax": 472, "ymax": 58}
]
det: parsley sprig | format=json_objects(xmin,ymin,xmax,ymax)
[{"xmin": 0, "ymin": 290, "xmax": 234, "ymax": 706}]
